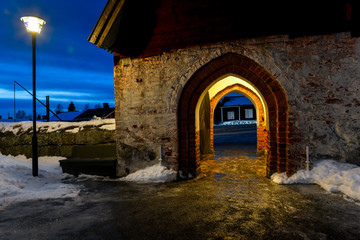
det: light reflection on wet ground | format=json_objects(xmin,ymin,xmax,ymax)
[{"xmin": 1, "ymin": 132, "xmax": 360, "ymax": 239}]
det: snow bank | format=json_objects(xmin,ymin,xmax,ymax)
[
  {"xmin": 0, "ymin": 154, "xmax": 80, "ymax": 210},
  {"xmin": 271, "ymin": 160, "xmax": 360, "ymax": 201},
  {"xmin": 215, "ymin": 120, "xmax": 256, "ymax": 126},
  {"xmin": 120, "ymin": 164, "xmax": 177, "ymax": 183},
  {"xmin": 74, "ymin": 163, "xmax": 178, "ymax": 183},
  {"xmin": 0, "ymin": 118, "xmax": 115, "ymax": 135}
]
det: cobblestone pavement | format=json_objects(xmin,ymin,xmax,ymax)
[{"xmin": 1, "ymin": 134, "xmax": 360, "ymax": 240}]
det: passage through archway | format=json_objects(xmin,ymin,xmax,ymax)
[
  {"xmin": 178, "ymin": 53, "xmax": 289, "ymax": 178},
  {"xmin": 211, "ymin": 91, "xmax": 258, "ymax": 156},
  {"xmin": 208, "ymin": 79, "xmax": 268, "ymax": 157}
]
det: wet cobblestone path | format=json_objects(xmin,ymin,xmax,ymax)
[{"xmin": 1, "ymin": 134, "xmax": 360, "ymax": 239}]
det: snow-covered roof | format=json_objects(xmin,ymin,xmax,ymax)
[
  {"xmin": 49, "ymin": 111, "xmax": 82, "ymax": 121},
  {"xmin": 219, "ymin": 94, "xmax": 253, "ymax": 107},
  {"xmin": 74, "ymin": 108, "xmax": 115, "ymax": 121}
]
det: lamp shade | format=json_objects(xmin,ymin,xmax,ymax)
[{"xmin": 21, "ymin": 16, "xmax": 46, "ymax": 34}]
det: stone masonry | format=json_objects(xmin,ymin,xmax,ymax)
[
  {"xmin": 0, "ymin": 127, "xmax": 115, "ymax": 158},
  {"xmin": 113, "ymin": 32, "xmax": 360, "ymax": 177}
]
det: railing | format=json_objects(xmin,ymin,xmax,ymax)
[{"xmin": 14, "ymin": 81, "xmax": 62, "ymax": 121}]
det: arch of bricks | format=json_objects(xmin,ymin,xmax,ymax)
[
  {"xmin": 209, "ymin": 83, "xmax": 267, "ymax": 155},
  {"xmin": 178, "ymin": 52, "xmax": 290, "ymax": 178}
]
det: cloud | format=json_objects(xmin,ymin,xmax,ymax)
[
  {"xmin": 0, "ymin": 88, "xmax": 29, "ymax": 100},
  {"xmin": 0, "ymin": 0, "xmax": 113, "ymax": 117},
  {"xmin": 0, "ymin": 51, "xmax": 114, "ymax": 101},
  {"xmin": 37, "ymin": 90, "xmax": 92, "ymax": 98},
  {"xmin": 0, "ymin": 87, "xmax": 107, "ymax": 101}
]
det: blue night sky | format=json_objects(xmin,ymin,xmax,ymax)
[{"xmin": 0, "ymin": 0, "xmax": 114, "ymax": 119}]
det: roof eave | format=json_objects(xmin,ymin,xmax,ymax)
[{"xmin": 88, "ymin": 0, "xmax": 125, "ymax": 51}]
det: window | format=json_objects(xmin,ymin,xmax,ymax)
[
  {"xmin": 245, "ymin": 109, "xmax": 253, "ymax": 119},
  {"xmin": 227, "ymin": 111, "xmax": 235, "ymax": 120}
]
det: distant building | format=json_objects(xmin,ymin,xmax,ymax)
[
  {"xmin": 214, "ymin": 94, "xmax": 256, "ymax": 124},
  {"xmin": 49, "ymin": 111, "xmax": 82, "ymax": 122},
  {"xmin": 49, "ymin": 104, "xmax": 115, "ymax": 122},
  {"xmin": 74, "ymin": 104, "xmax": 115, "ymax": 122}
]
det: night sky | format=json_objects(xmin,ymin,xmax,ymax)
[{"xmin": 0, "ymin": 0, "xmax": 114, "ymax": 120}]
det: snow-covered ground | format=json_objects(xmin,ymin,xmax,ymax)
[
  {"xmin": 0, "ymin": 154, "xmax": 80, "ymax": 210},
  {"xmin": 0, "ymin": 117, "xmax": 115, "ymax": 135},
  {"xmin": 1, "ymin": 154, "xmax": 359, "ymax": 210},
  {"xmin": 0, "ymin": 118, "xmax": 178, "ymax": 209},
  {"xmin": 215, "ymin": 120, "xmax": 257, "ymax": 126},
  {"xmin": 119, "ymin": 164, "xmax": 177, "ymax": 183},
  {"xmin": 0, "ymin": 154, "xmax": 177, "ymax": 210},
  {"xmin": 271, "ymin": 160, "xmax": 360, "ymax": 203}
]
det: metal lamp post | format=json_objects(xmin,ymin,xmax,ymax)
[{"xmin": 20, "ymin": 16, "xmax": 46, "ymax": 177}]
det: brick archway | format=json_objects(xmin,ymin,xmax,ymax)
[
  {"xmin": 178, "ymin": 53, "xmax": 289, "ymax": 178},
  {"xmin": 209, "ymin": 83, "xmax": 267, "ymax": 155}
]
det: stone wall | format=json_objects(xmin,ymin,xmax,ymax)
[
  {"xmin": 0, "ymin": 129, "xmax": 115, "ymax": 158},
  {"xmin": 113, "ymin": 32, "xmax": 360, "ymax": 177}
]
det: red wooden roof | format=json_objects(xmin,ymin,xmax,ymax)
[{"xmin": 89, "ymin": 0, "xmax": 359, "ymax": 59}]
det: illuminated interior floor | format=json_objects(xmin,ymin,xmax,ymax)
[{"xmin": 213, "ymin": 125, "xmax": 257, "ymax": 159}]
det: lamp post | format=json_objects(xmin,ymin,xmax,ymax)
[{"xmin": 21, "ymin": 16, "xmax": 46, "ymax": 177}]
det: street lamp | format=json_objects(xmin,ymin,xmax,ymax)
[{"xmin": 21, "ymin": 16, "xmax": 46, "ymax": 177}]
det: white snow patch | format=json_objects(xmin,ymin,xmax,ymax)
[
  {"xmin": 271, "ymin": 160, "xmax": 360, "ymax": 201},
  {"xmin": 0, "ymin": 118, "xmax": 115, "ymax": 135},
  {"xmin": 99, "ymin": 123, "xmax": 115, "ymax": 131},
  {"xmin": 120, "ymin": 164, "xmax": 177, "ymax": 183},
  {"xmin": 0, "ymin": 154, "xmax": 80, "ymax": 210},
  {"xmin": 74, "ymin": 164, "xmax": 178, "ymax": 183},
  {"xmin": 65, "ymin": 127, "xmax": 80, "ymax": 133},
  {"xmin": 215, "ymin": 120, "xmax": 256, "ymax": 126}
]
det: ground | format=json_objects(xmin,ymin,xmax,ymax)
[{"xmin": 1, "ymin": 129, "xmax": 360, "ymax": 240}]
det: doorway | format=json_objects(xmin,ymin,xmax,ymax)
[
  {"xmin": 212, "ymin": 92, "xmax": 257, "ymax": 158},
  {"xmin": 178, "ymin": 53, "xmax": 289, "ymax": 178}
]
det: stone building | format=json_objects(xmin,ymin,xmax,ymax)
[{"xmin": 89, "ymin": 0, "xmax": 360, "ymax": 178}]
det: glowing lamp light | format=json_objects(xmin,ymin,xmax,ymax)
[{"xmin": 20, "ymin": 16, "xmax": 46, "ymax": 34}]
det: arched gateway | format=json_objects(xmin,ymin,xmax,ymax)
[
  {"xmin": 209, "ymin": 83, "xmax": 267, "ymax": 155},
  {"xmin": 178, "ymin": 53, "xmax": 289, "ymax": 178}
]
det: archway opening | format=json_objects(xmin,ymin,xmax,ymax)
[
  {"xmin": 196, "ymin": 75, "xmax": 268, "ymax": 161},
  {"xmin": 178, "ymin": 53, "xmax": 289, "ymax": 178},
  {"xmin": 212, "ymin": 92, "xmax": 257, "ymax": 155}
]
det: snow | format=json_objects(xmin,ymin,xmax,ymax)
[
  {"xmin": 120, "ymin": 164, "xmax": 177, "ymax": 183},
  {"xmin": 215, "ymin": 120, "xmax": 257, "ymax": 126},
  {"xmin": 271, "ymin": 160, "xmax": 360, "ymax": 202},
  {"xmin": 0, "ymin": 118, "xmax": 115, "ymax": 135},
  {"xmin": 1, "ymin": 151, "xmax": 359, "ymax": 210},
  {"xmin": 0, "ymin": 154, "xmax": 80, "ymax": 210},
  {"xmin": 1, "ymin": 119, "xmax": 359, "ymax": 206},
  {"xmin": 219, "ymin": 93, "xmax": 253, "ymax": 106},
  {"xmin": 63, "ymin": 163, "xmax": 177, "ymax": 184},
  {"xmin": 0, "ymin": 154, "xmax": 176, "ymax": 210},
  {"xmin": 69, "ymin": 163, "xmax": 178, "ymax": 183}
]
